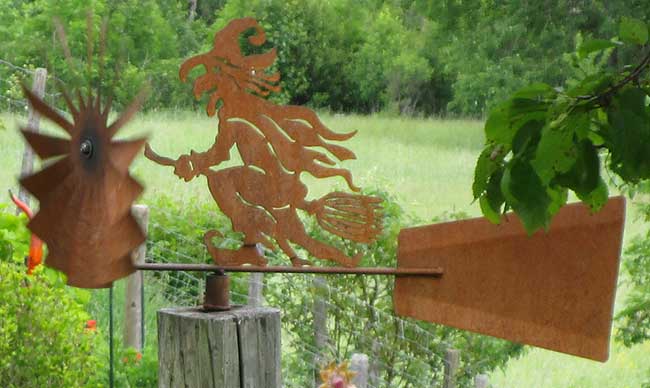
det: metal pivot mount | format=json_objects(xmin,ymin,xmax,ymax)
[{"xmin": 203, "ymin": 271, "xmax": 231, "ymax": 311}]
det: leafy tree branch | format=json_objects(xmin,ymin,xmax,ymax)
[{"xmin": 473, "ymin": 17, "xmax": 650, "ymax": 233}]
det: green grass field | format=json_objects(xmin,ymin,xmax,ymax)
[{"xmin": 1, "ymin": 110, "xmax": 648, "ymax": 387}]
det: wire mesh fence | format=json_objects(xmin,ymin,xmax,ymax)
[
  {"xmin": 0, "ymin": 59, "xmax": 65, "ymax": 112},
  {"xmin": 114, "ymin": 201, "xmax": 507, "ymax": 388}
]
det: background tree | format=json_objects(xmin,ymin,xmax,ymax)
[{"xmin": 5, "ymin": 0, "xmax": 647, "ymax": 115}]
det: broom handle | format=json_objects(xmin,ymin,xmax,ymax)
[{"xmin": 144, "ymin": 143, "xmax": 177, "ymax": 167}]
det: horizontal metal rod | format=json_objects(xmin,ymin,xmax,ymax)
[{"xmin": 135, "ymin": 263, "xmax": 443, "ymax": 277}]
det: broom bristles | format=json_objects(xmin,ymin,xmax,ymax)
[{"xmin": 315, "ymin": 192, "xmax": 382, "ymax": 243}]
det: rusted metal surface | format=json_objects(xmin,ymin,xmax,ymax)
[
  {"xmin": 18, "ymin": 17, "xmax": 147, "ymax": 288},
  {"xmin": 394, "ymin": 197, "xmax": 626, "ymax": 362},
  {"xmin": 203, "ymin": 272, "xmax": 231, "ymax": 311},
  {"xmin": 136, "ymin": 263, "xmax": 443, "ymax": 277},
  {"xmin": 144, "ymin": 17, "xmax": 382, "ymax": 269},
  {"xmin": 19, "ymin": 86, "xmax": 147, "ymax": 288}
]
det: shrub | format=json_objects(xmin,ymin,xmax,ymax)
[
  {"xmin": 0, "ymin": 205, "xmax": 29, "ymax": 265},
  {"xmin": 0, "ymin": 265, "xmax": 103, "ymax": 388},
  {"xmin": 114, "ymin": 347, "xmax": 158, "ymax": 388},
  {"xmin": 0, "ymin": 206, "xmax": 102, "ymax": 387},
  {"xmin": 616, "ymin": 190, "xmax": 650, "ymax": 346}
]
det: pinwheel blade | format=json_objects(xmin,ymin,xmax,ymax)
[{"xmin": 20, "ymin": 128, "xmax": 70, "ymax": 159}]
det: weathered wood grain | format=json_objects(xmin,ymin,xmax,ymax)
[
  {"xmin": 443, "ymin": 348, "xmax": 460, "ymax": 388},
  {"xmin": 474, "ymin": 374, "xmax": 489, "ymax": 388},
  {"xmin": 158, "ymin": 306, "xmax": 280, "ymax": 388},
  {"xmin": 350, "ymin": 353, "xmax": 369, "ymax": 388},
  {"xmin": 124, "ymin": 204, "xmax": 149, "ymax": 350},
  {"xmin": 17, "ymin": 67, "xmax": 47, "ymax": 211},
  {"xmin": 247, "ymin": 272, "xmax": 264, "ymax": 307}
]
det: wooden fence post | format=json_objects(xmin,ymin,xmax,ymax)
[
  {"xmin": 247, "ymin": 244, "xmax": 265, "ymax": 307},
  {"xmin": 247, "ymin": 272, "xmax": 264, "ymax": 307},
  {"xmin": 17, "ymin": 67, "xmax": 47, "ymax": 212},
  {"xmin": 124, "ymin": 205, "xmax": 149, "ymax": 351},
  {"xmin": 350, "ymin": 353, "xmax": 369, "ymax": 388},
  {"xmin": 475, "ymin": 374, "xmax": 489, "ymax": 388},
  {"xmin": 158, "ymin": 306, "xmax": 281, "ymax": 388},
  {"xmin": 443, "ymin": 348, "xmax": 460, "ymax": 388}
]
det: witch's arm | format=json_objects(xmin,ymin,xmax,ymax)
[
  {"xmin": 181, "ymin": 120, "xmax": 235, "ymax": 178},
  {"xmin": 145, "ymin": 127, "xmax": 234, "ymax": 182}
]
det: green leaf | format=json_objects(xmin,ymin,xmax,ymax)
[
  {"xmin": 620, "ymin": 17, "xmax": 648, "ymax": 45},
  {"xmin": 511, "ymin": 82, "xmax": 556, "ymax": 100},
  {"xmin": 578, "ymin": 39, "xmax": 617, "ymax": 59},
  {"xmin": 588, "ymin": 118, "xmax": 608, "ymax": 145},
  {"xmin": 473, "ymin": 145, "xmax": 505, "ymax": 198},
  {"xmin": 531, "ymin": 113, "xmax": 588, "ymax": 184},
  {"xmin": 577, "ymin": 177, "xmax": 609, "ymax": 212},
  {"xmin": 512, "ymin": 120, "xmax": 544, "ymax": 157},
  {"xmin": 567, "ymin": 73, "xmax": 614, "ymax": 97},
  {"xmin": 485, "ymin": 96, "xmax": 550, "ymax": 145},
  {"xmin": 547, "ymin": 186, "xmax": 569, "ymax": 219},
  {"xmin": 480, "ymin": 195, "xmax": 501, "ymax": 224},
  {"xmin": 605, "ymin": 88, "xmax": 650, "ymax": 182},
  {"xmin": 613, "ymin": 86, "xmax": 647, "ymax": 116},
  {"xmin": 479, "ymin": 168, "xmax": 506, "ymax": 224},
  {"xmin": 484, "ymin": 101, "xmax": 511, "ymax": 143},
  {"xmin": 555, "ymin": 140, "xmax": 601, "ymax": 195},
  {"xmin": 587, "ymin": 130, "xmax": 605, "ymax": 146},
  {"xmin": 501, "ymin": 160, "xmax": 551, "ymax": 233}
]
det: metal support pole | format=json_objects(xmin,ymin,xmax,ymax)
[{"xmin": 109, "ymin": 285, "xmax": 114, "ymax": 388}]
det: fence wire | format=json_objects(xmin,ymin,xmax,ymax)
[{"xmin": 134, "ymin": 209, "xmax": 493, "ymax": 388}]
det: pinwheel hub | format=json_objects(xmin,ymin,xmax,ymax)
[
  {"xmin": 80, "ymin": 138, "xmax": 94, "ymax": 159},
  {"xmin": 77, "ymin": 121, "xmax": 105, "ymax": 171}
]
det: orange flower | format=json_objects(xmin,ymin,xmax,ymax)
[
  {"xmin": 122, "ymin": 357, "xmax": 129, "ymax": 364},
  {"xmin": 135, "ymin": 352, "xmax": 142, "ymax": 362},
  {"xmin": 85, "ymin": 319, "xmax": 97, "ymax": 331}
]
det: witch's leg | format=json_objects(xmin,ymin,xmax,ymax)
[
  {"xmin": 275, "ymin": 238, "xmax": 311, "ymax": 267},
  {"xmin": 275, "ymin": 208, "xmax": 362, "ymax": 268},
  {"xmin": 204, "ymin": 169, "xmax": 275, "ymax": 266}
]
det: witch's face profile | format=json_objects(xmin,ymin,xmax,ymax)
[{"xmin": 179, "ymin": 18, "xmax": 281, "ymax": 116}]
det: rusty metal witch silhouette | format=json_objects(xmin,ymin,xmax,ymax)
[{"xmin": 145, "ymin": 18, "xmax": 382, "ymax": 268}]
